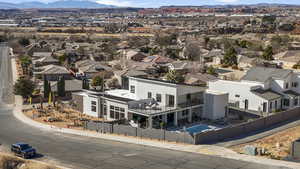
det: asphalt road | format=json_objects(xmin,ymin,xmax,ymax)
[{"xmin": 0, "ymin": 45, "xmax": 290, "ymax": 169}]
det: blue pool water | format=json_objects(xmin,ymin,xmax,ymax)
[{"xmin": 185, "ymin": 124, "xmax": 216, "ymax": 134}]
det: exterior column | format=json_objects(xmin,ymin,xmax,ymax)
[
  {"xmin": 174, "ymin": 112, "xmax": 178, "ymax": 126},
  {"xmin": 188, "ymin": 108, "xmax": 192, "ymax": 123},
  {"xmin": 148, "ymin": 116, "xmax": 153, "ymax": 129}
]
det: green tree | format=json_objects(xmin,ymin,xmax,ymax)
[
  {"xmin": 43, "ymin": 78, "xmax": 51, "ymax": 98},
  {"xmin": 14, "ymin": 78, "xmax": 35, "ymax": 99},
  {"xmin": 165, "ymin": 70, "xmax": 184, "ymax": 83},
  {"xmin": 204, "ymin": 36, "xmax": 210, "ymax": 49},
  {"xmin": 57, "ymin": 76, "xmax": 65, "ymax": 97},
  {"xmin": 18, "ymin": 38, "xmax": 30, "ymax": 47},
  {"xmin": 261, "ymin": 46, "xmax": 274, "ymax": 61},
  {"xmin": 165, "ymin": 48, "xmax": 179, "ymax": 59},
  {"xmin": 58, "ymin": 54, "xmax": 67, "ymax": 65},
  {"xmin": 184, "ymin": 42, "xmax": 201, "ymax": 61},
  {"xmin": 223, "ymin": 47, "xmax": 237, "ymax": 66},
  {"xmin": 91, "ymin": 75, "xmax": 104, "ymax": 90},
  {"xmin": 19, "ymin": 56, "xmax": 31, "ymax": 67},
  {"xmin": 206, "ymin": 66, "xmax": 218, "ymax": 76}
]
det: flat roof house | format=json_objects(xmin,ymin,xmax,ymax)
[{"xmin": 73, "ymin": 76, "xmax": 210, "ymax": 128}]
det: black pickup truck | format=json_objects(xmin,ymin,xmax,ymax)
[{"xmin": 11, "ymin": 143, "xmax": 36, "ymax": 159}]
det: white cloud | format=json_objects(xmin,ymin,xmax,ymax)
[
  {"xmin": 216, "ymin": 0, "xmax": 239, "ymax": 3},
  {"xmin": 96, "ymin": 0, "xmax": 133, "ymax": 7}
]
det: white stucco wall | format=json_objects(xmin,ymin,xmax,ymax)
[
  {"xmin": 129, "ymin": 77, "xmax": 178, "ymax": 107},
  {"xmin": 208, "ymin": 80, "xmax": 268, "ymax": 112},
  {"xmin": 204, "ymin": 91, "xmax": 228, "ymax": 120},
  {"xmin": 83, "ymin": 95, "xmax": 100, "ymax": 117}
]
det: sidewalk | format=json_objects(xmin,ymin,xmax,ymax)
[{"xmin": 10, "ymin": 57, "xmax": 300, "ymax": 169}]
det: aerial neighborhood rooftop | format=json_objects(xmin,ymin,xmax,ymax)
[{"xmin": 3, "ymin": 4, "xmax": 300, "ymax": 168}]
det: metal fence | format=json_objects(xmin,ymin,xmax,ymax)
[
  {"xmin": 84, "ymin": 122, "xmax": 194, "ymax": 144},
  {"xmin": 84, "ymin": 107, "xmax": 300, "ymax": 145}
]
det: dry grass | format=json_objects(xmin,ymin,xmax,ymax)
[
  {"xmin": 0, "ymin": 152, "xmax": 59, "ymax": 169},
  {"xmin": 24, "ymin": 106, "xmax": 104, "ymax": 130},
  {"xmin": 231, "ymin": 125, "xmax": 300, "ymax": 159}
]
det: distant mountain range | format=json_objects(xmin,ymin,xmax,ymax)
[
  {"xmin": 161, "ymin": 3, "xmax": 300, "ymax": 8},
  {"xmin": 0, "ymin": 0, "xmax": 116, "ymax": 9}
]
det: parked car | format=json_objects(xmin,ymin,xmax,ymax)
[{"xmin": 11, "ymin": 143, "xmax": 36, "ymax": 159}]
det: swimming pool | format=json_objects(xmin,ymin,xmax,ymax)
[{"xmin": 184, "ymin": 124, "xmax": 218, "ymax": 134}]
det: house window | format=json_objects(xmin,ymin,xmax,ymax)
[
  {"xmin": 187, "ymin": 94, "xmax": 191, "ymax": 100},
  {"xmin": 130, "ymin": 85, "xmax": 135, "ymax": 93},
  {"xmin": 115, "ymin": 112, "xmax": 120, "ymax": 119},
  {"xmin": 148, "ymin": 92, "xmax": 152, "ymax": 99},
  {"xmin": 284, "ymin": 99, "xmax": 290, "ymax": 107},
  {"xmin": 120, "ymin": 108, "xmax": 125, "ymax": 112},
  {"xmin": 91, "ymin": 101, "xmax": 97, "ymax": 112},
  {"xmin": 294, "ymin": 98, "xmax": 298, "ymax": 106},
  {"xmin": 292, "ymin": 82, "xmax": 298, "ymax": 88},
  {"xmin": 275, "ymin": 100, "xmax": 277, "ymax": 109},
  {"xmin": 110, "ymin": 110, "xmax": 115, "ymax": 118},
  {"xmin": 91, "ymin": 105, "xmax": 97, "ymax": 112},
  {"xmin": 104, "ymin": 105, "xmax": 107, "ymax": 115},
  {"xmin": 263, "ymin": 102, "xmax": 267, "ymax": 112},
  {"xmin": 269, "ymin": 102, "xmax": 273, "ymax": 110},
  {"xmin": 168, "ymin": 95, "xmax": 175, "ymax": 107},
  {"xmin": 235, "ymin": 94, "xmax": 240, "ymax": 98},
  {"xmin": 156, "ymin": 94, "xmax": 162, "ymax": 102},
  {"xmin": 120, "ymin": 113, "xmax": 125, "ymax": 119},
  {"xmin": 285, "ymin": 83, "xmax": 289, "ymax": 89}
]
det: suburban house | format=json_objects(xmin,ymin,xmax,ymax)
[
  {"xmin": 184, "ymin": 73, "xmax": 218, "ymax": 86},
  {"xmin": 167, "ymin": 61, "xmax": 199, "ymax": 74},
  {"xmin": 237, "ymin": 55, "xmax": 263, "ymax": 70},
  {"xmin": 125, "ymin": 50, "xmax": 148, "ymax": 62},
  {"xmin": 33, "ymin": 54, "xmax": 60, "ymax": 67},
  {"xmin": 32, "ymin": 52, "xmax": 53, "ymax": 59},
  {"xmin": 34, "ymin": 65, "xmax": 72, "ymax": 81},
  {"xmin": 73, "ymin": 76, "xmax": 228, "ymax": 128},
  {"xmin": 209, "ymin": 67, "xmax": 300, "ymax": 115},
  {"xmin": 75, "ymin": 60, "xmax": 112, "ymax": 79},
  {"xmin": 274, "ymin": 50, "xmax": 300, "ymax": 68}
]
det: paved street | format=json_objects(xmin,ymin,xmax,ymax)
[{"xmin": 0, "ymin": 45, "xmax": 290, "ymax": 169}]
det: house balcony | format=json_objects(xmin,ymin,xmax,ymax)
[{"xmin": 128, "ymin": 99, "xmax": 204, "ymax": 117}]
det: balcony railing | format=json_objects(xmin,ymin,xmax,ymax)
[{"xmin": 128, "ymin": 99, "xmax": 204, "ymax": 116}]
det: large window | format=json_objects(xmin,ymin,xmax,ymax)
[
  {"xmin": 284, "ymin": 99, "xmax": 290, "ymax": 107},
  {"xmin": 168, "ymin": 95, "xmax": 175, "ymax": 107},
  {"xmin": 285, "ymin": 83, "xmax": 289, "ymax": 89},
  {"xmin": 109, "ymin": 105, "xmax": 125, "ymax": 120},
  {"xmin": 156, "ymin": 94, "xmax": 162, "ymax": 102},
  {"xmin": 148, "ymin": 92, "xmax": 152, "ymax": 99},
  {"xmin": 130, "ymin": 85, "xmax": 135, "ymax": 93},
  {"xmin": 110, "ymin": 110, "xmax": 115, "ymax": 118},
  {"xmin": 292, "ymin": 82, "xmax": 298, "ymax": 88},
  {"xmin": 294, "ymin": 98, "xmax": 298, "ymax": 106},
  {"xmin": 91, "ymin": 101, "xmax": 97, "ymax": 112}
]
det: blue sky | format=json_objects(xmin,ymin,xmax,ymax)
[{"xmin": 1, "ymin": 0, "xmax": 300, "ymax": 7}]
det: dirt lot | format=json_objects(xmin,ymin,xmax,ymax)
[
  {"xmin": 231, "ymin": 125, "xmax": 300, "ymax": 160},
  {"xmin": 0, "ymin": 152, "xmax": 59, "ymax": 169},
  {"xmin": 23, "ymin": 104, "xmax": 103, "ymax": 130}
]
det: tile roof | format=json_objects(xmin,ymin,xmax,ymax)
[
  {"xmin": 241, "ymin": 67, "xmax": 292, "ymax": 82},
  {"xmin": 251, "ymin": 88, "xmax": 282, "ymax": 100}
]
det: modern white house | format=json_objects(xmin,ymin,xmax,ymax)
[
  {"xmin": 208, "ymin": 67, "xmax": 300, "ymax": 115},
  {"xmin": 73, "ymin": 76, "xmax": 228, "ymax": 128}
]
